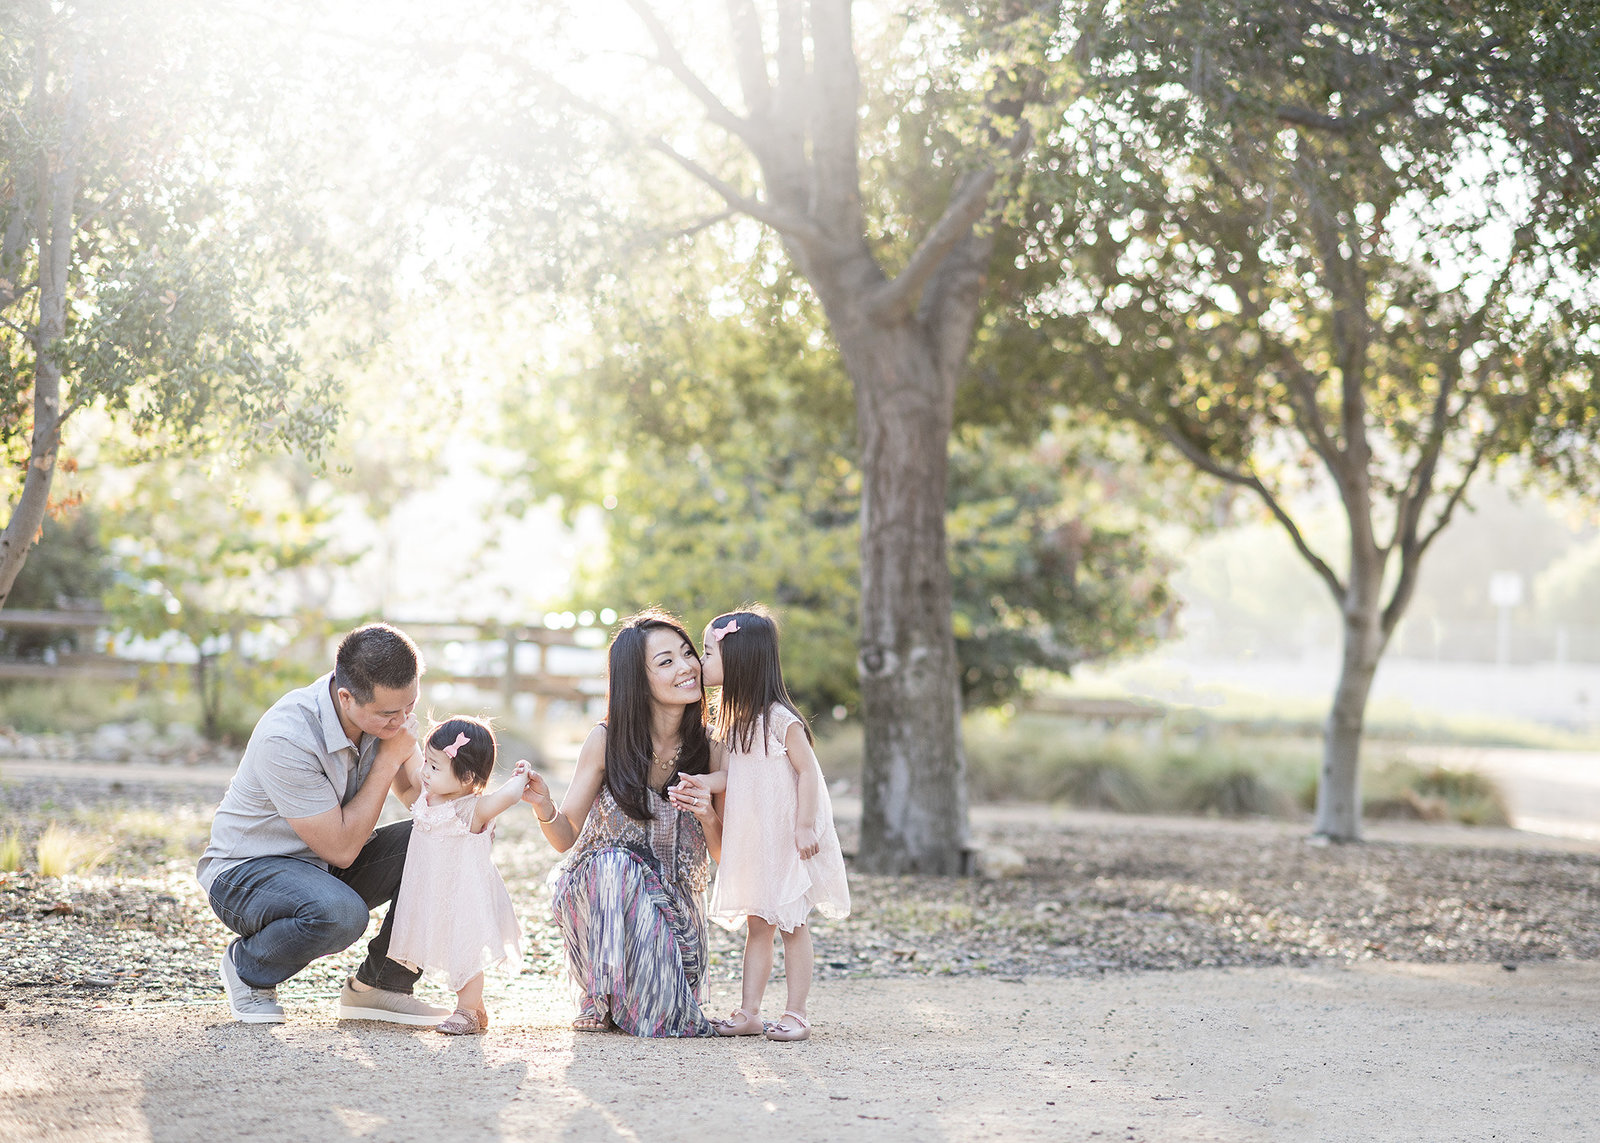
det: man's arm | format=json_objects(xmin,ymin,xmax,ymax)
[{"xmin": 287, "ymin": 731, "xmax": 414, "ymax": 868}]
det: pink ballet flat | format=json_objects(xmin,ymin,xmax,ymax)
[
  {"xmin": 712, "ymin": 1008, "xmax": 764, "ymax": 1036},
  {"xmin": 764, "ymin": 1011, "xmax": 810, "ymax": 1042}
]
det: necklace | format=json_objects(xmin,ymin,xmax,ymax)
[{"xmin": 650, "ymin": 742, "xmax": 682, "ymax": 778}]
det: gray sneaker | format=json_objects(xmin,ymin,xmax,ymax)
[
  {"xmin": 337, "ymin": 977, "xmax": 449, "ymax": 1025},
  {"xmin": 219, "ymin": 942, "xmax": 285, "ymax": 1024}
]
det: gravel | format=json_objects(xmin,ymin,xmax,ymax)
[{"xmin": 2, "ymin": 763, "xmax": 1597, "ymax": 1012}]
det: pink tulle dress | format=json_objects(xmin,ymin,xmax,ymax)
[
  {"xmin": 709, "ymin": 703, "xmax": 851, "ymax": 933},
  {"xmin": 389, "ymin": 792, "xmax": 523, "ymax": 990}
]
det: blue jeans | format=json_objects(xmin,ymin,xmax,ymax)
[{"xmin": 206, "ymin": 821, "xmax": 420, "ymax": 992}]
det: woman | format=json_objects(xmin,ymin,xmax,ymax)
[{"xmin": 522, "ymin": 609, "xmax": 723, "ymax": 1036}]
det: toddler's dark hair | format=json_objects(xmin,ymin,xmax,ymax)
[
  {"xmin": 708, "ymin": 605, "xmax": 811, "ymax": 754},
  {"xmin": 427, "ymin": 716, "xmax": 496, "ymax": 791}
]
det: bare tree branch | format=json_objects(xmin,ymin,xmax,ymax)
[
  {"xmin": 642, "ymin": 134, "xmax": 831, "ymax": 247},
  {"xmin": 623, "ymin": 0, "xmax": 762, "ymax": 149},
  {"xmin": 1096, "ymin": 356, "xmax": 1346, "ymax": 601},
  {"xmin": 1161, "ymin": 417, "xmax": 1346, "ymax": 602}
]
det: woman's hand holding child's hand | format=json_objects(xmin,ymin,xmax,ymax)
[
  {"xmin": 668, "ymin": 773, "xmax": 714, "ymax": 821},
  {"xmin": 519, "ymin": 767, "xmax": 560, "ymax": 824},
  {"xmin": 794, "ymin": 824, "xmax": 820, "ymax": 860}
]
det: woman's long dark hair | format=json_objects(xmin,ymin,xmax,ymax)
[
  {"xmin": 708, "ymin": 606, "xmax": 811, "ymax": 755},
  {"xmin": 603, "ymin": 609, "xmax": 710, "ymax": 821}
]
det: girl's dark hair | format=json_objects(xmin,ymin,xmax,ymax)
[
  {"xmin": 427, "ymin": 716, "xmax": 497, "ymax": 792},
  {"xmin": 603, "ymin": 608, "xmax": 710, "ymax": 821},
  {"xmin": 708, "ymin": 605, "xmax": 811, "ymax": 754}
]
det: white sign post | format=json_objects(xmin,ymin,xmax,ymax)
[{"xmin": 1488, "ymin": 571, "xmax": 1524, "ymax": 666}]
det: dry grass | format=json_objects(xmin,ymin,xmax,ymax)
[{"xmin": 34, "ymin": 822, "xmax": 114, "ymax": 878}]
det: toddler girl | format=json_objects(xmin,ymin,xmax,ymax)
[
  {"xmin": 689, "ymin": 607, "xmax": 850, "ymax": 1042},
  {"xmin": 388, "ymin": 716, "xmax": 528, "ymax": 1035}
]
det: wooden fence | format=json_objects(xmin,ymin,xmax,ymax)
[{"xmin": 0, "ymin": 612, "xmax": 607, "ymax": 720}]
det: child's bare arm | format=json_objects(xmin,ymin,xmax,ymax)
[
  {"xmin": 471, "ymin": 761, "xmax": 533, "ymax": 833},
  {"xmin": 691, "ymin": 769, "xmax": 728, "ymax": 794},
  {"xmin": 390, "ymin": 746, "xmax": 425, "ymax": 809},
  {"xmin": 785, "ymin": 722, "xmax": 822, "ymax": 859}
]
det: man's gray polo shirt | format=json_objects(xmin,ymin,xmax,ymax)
[{"xmin": 196, "ymin": 671, "xmax": 381, "ymax": 892}]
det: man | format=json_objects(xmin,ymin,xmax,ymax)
[{"xmin": 197, "ymin": 622, "xmax": 448, "ymax": 1025}]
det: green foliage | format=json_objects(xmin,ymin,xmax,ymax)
[
  {"xmin": 504, "ymin": 242, "xmax": 1183, "ymax": 714},
  {"xmin": 949, "ymin": 420, "xmax": 1183, "ymax": 705},
  {"xmin": 0, "ymin": 679, "xmax": 184, "ymax": 736},
  {"xmin": 103, "ymin": 460, "xmax": 348, "ymax": 742},
  {"xmin": 1027, "ymin": 0, "xmax": 1600, "ymax": 513},
  {"xmin": 0, "ymin": 507, "xmax": 113, "ymax": 658},
  {"xmin": 0, "ymin": 0, "xmax": 347, "ymax": 599}
]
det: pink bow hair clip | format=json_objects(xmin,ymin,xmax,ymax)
[
  {"xmin": 712, "ymin": 619, "xmax": 740, "ymax": 643},
  {"xmin": 442, "ymin": 731, "xmax": 470, "ymax": 759}
]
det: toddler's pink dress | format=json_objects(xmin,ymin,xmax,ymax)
[
  {"xmin": 709, "ymin": 704, "xmax": 851, "ymax": 932},
  {"xmin": 389, "ymin": 792, "xmax": 522, "ymax": 990}
]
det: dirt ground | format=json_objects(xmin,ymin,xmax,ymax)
[
  {"xmin": 3, "ymin": 754, "xmax": 1599, "ymax": 1142},
  {"xmin": 3, "ymin": 961, "xmax": 1597, "ymax": 1143}
]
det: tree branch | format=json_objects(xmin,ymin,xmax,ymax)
[
  {"xmin": 1384, "ymin": 431, "xmax": 1492, "ymax": 635},
  {"xmin": 1389, "ymin": 358, "xmax": 1459, "ymax": 559},
  {"xmin": 1100, "ymin": 375, "xmax": 1346, "ymax": 602},
  {"xmin": 622, "ymin": 0, "xmax": 762, "ymax": 149},
  {"xmin": 865, "ymin": 168, "xmax": 1000, "ymax": 320},
  {"xmin": 642, "ymin": 134, "xmax": 831, "ymax": 247},
  {"xmin": 723, "ymin": 0, "xmax": 771, "ymax": 119},
  {"xmin": 0, "ymin": 313, "xmax": 37, "ymax": 346}
]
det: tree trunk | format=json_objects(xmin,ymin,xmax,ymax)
[
  {"xmin": 0, "ymin": 43, "xmax": 80, "ymax": 608},
  {"xmin": 1314, "ymin": 582, "xmax": 1386, "ymax": 841},
  {"xmin": 836, "ymin": 315, "xmax": 968, "ymax": 874}
]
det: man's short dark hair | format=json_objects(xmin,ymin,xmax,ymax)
[{"xmin": 334, "ymin": 623, "xmax": 423, "ymax": 704}]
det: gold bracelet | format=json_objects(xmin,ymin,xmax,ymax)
[{"xmin": 534, "ymin": 803, "xmax": 558, "ymax": 825}]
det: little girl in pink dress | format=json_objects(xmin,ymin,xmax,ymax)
[
  {"xmin": 389, "ymin": 716, "xmax": 528, "ymax": 1035},
  {"xmin": 690, "ymin": 607, "xmax": 850, "ymax": 1042}
]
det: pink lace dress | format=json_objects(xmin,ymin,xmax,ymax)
[
  {"xmin": 389, "ymin": 792, "xmax": 522, "ymax": 990},
  {"xmin": 709, "ymin": 704, "xmax": 851, "ymax": 933}
]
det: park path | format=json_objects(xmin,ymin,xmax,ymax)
[{"xmin": 3, "ymin": 962, "xmax": 1597, "ymax": 1143}]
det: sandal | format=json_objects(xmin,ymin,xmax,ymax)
[
  {"xmin": 572, "ymin": 1003, "xmax": 614, "ymax": 1033},
  {"xmin": 711, "ymin": 1008, "xmax": 763, "ymax": 1037},
  {"xmin": 436, "ymin": 1007, "xmax": 488, "ymax": 1036},
  {"xmin": 764, "ymin": 1010, "xmax": 810, "ymax": 1042}
]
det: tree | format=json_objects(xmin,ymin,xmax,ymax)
[
  {"xmin": 1032, "ymin": 0, "xmax": 1600, "ymax": 838},
  {"xmin": 502, "ymin": 248, "xmax": 1180, "ymax": 718},
  {"xmin": 493, "ymin": 0, "xmax": 1075, "ymax": 873},
  {"xmin": 0, "ymin": 0, "xmax": 342, "ymax": 609}
]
